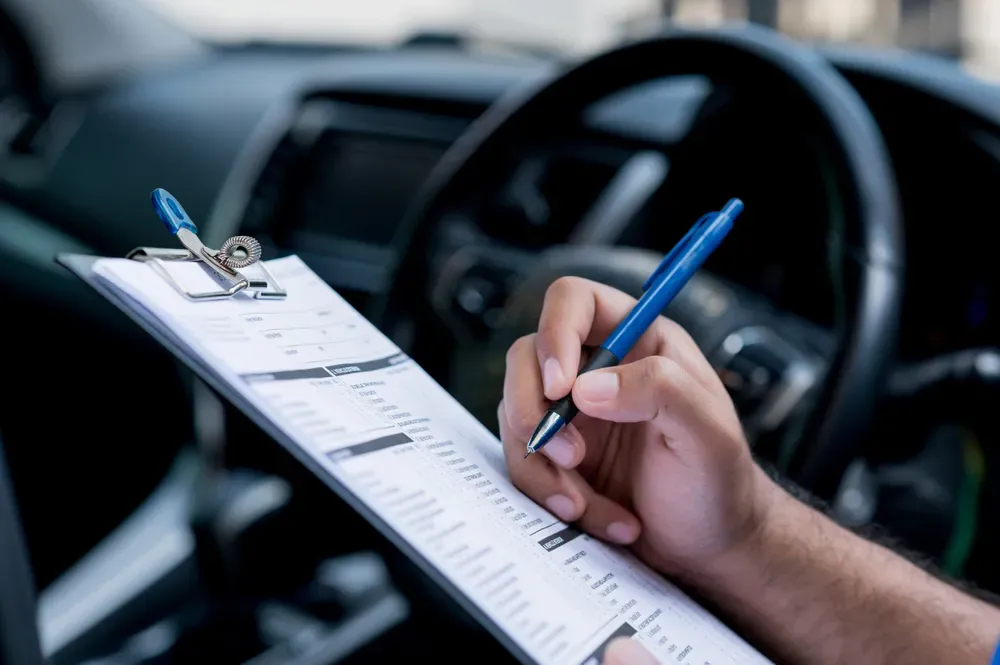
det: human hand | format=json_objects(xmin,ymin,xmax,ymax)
[{"xmin": 498, "ymin": 277, "xmax": 779, "ymax": 578}]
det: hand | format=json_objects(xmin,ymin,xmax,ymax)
[{"xmin": 498, "ymin": 277, "xmax": 778, "ymax": 577}]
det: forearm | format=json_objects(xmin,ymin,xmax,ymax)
[{"xmin": 688, "ymin": 471, "xmax": 1000, "ymax": 665}]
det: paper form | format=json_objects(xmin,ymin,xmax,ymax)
[{"xmin": 91, "ymin": 255, "xmax": 772, "ymax": 665}]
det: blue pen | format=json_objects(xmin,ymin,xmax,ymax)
[{"xmin": 524, "ymin": 198, "xmax": 744, "ymax": 458}]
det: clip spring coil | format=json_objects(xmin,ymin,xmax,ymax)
[{"xmin": 218, "ymin": 235, "xmax": 263, "ymax": 269}]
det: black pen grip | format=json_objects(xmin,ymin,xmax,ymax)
[{"xmin": 550, "ymin": 347, "xmax": 621, "ymax": 424}]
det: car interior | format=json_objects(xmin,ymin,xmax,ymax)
[{"xmin": 3, "ymin": 0, "xmax": 1000, "ymax": 662}]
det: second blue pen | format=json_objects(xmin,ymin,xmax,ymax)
[{"xmin": 523, "ymin": 198, "xmax": 744, "ymax": 458}]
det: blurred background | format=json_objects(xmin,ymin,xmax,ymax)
[
  {"xmin": 145, "ymin": 0, "xmax": 1000, "ymax": 73},
  {"xmin": 3, "ymin": 0, "xmax": 1000, "ymax": 663}
]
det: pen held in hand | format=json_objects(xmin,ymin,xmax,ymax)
[{"xmin": 524, "ymin": 198, "xmax": 744, "ymax": 459}]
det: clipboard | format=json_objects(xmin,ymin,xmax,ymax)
[
  {"xmin": 53, "ymin": 188, "xmax": 540, "ymax": 665},
  {"xmin": 54, "ymin": 253, "xmax": 538, "ymax": 665}
]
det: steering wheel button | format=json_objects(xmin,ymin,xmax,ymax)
[
  {"xmin": 750, "ymin": 366, "xmax": 771, "ymax": 387},
  {"xmin": 457, "ymin": 284, "xmax": 486, "ymax": 314}
]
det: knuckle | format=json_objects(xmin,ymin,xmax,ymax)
[
  {"xmin": 658, "ymin": 316, "xmax": 695, "ymax": 349},
  {"xmin": 644, "ymin": 355, "xmax": 684, "ymax": 392},
  {"xmin": 542, "ymin": 276, "xmax": 594, "ymax": 316},
  {"xmin": 505, "ymin": 334, "xmax": 535, "ymax": 366},
  {"xmin": 658, "ymin": 316, "xmax": 685, "ymax": 341},
  {"xmin": 545, "ymin": 275, "xmax": 584, "ymax": 301}
]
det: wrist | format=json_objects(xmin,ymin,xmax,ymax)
[{"xmin": 683, "ymin": 467, "xmax": 802, "ymax": 589}]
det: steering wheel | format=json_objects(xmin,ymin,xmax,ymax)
[{"xmin": 376, "ymin": 26, "xmax": 903, "ymax": 500}]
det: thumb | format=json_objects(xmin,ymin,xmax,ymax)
[
  {"xmin": 572, "ymin": 355, "xmax": 735, "ymax": 451},
  {"xmin": 603, "ymin": 637, "xmax": 658, "ymax": 665}
]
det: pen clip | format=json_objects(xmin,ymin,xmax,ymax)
[{"xmin": 642, "ymin": 198, "xmax": 743, "ymax": 291}]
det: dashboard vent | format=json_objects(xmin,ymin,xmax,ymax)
[
  {"xmin": 239, "ymin": 132, "xmax": 307, "ymax": 243},
  {"xmin": 305, "ymin": 90, "xmax": 487, "ymax": 121},
  {"xmin": 0, "ymin": 98, "xmax": 82, "ymax": 189}
]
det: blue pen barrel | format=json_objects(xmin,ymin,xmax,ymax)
[
  {"xmin": 720, "ymin": 198, "xmax": 744, "ymax": 219},
  {"xmin": 601, "ymin": 198, "xmax": 742, "ymax": 360}
]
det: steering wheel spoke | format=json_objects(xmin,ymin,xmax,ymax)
[
  {"xmin": 716, "ymin": 325, "xmax": 825, "ymax": 441},
  {"xmin": 664, "ymin": 271, "xmax": 831, "ymax": 450},
  {"xmin": 428, "ymin": 232, "xmax": 535, "ymax": 345}
]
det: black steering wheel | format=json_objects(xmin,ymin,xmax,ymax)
[{"xmin": 376, "ymin": 25, "xmax": 903, "ymax": 500}]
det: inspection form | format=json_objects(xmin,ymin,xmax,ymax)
[{"xmin": 87, "ymin": 255, "xmax": 771, "ymax": 665}]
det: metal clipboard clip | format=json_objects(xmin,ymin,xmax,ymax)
[{"xmin": 126, "ymin": 189, "xmax": 287, "ymax": 300}]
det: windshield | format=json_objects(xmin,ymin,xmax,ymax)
[
  {"xmin": 140, "ymin": 0, "xmax": 663, "ymax": 54},
  {"xmin": 141, "ymin": 0, "xmax": 997, "ymax": 72}
]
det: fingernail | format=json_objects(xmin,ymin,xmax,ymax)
[
  {"xmin": 543, "ymin": 358, "xmax": 564, "ymax": 397},
  {"xmin": 545, "ymin": 494, "xmax": 577, "ymax": 522},
  {"xmin": 607, "ymin": 521, "xmax": 639, "ymax": 544},
  {"xmin": 543, "ymin": 435, "xmax": 575, "ymax": 467},
  {"xmin": 604, "ymin": 638, "xmax": 657, "ymax": 665},
  {"xmin": 576, "ymin": 371, "xmax": 619, "ymax": 401}
]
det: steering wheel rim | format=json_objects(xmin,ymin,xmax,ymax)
[{"xmin": 376, "ymin": 25, "xmax": 903, "ymax": 500}]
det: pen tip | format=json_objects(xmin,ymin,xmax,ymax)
[{"xmin": 523, "ymin": 452, "xmax": 531, "ymax": 459}]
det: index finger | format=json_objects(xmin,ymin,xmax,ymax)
[
  {"xmin": 503, "ymin": 334, "xmax": 586, "ymax": 468},
  {"xmin": 534, "ymin": 276, "xmax": 722, "ymax": 400}
]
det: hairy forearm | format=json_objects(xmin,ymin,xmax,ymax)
[{"xmin": 688, "ymin": 473, "xmax": 1000, "ymax": 665}]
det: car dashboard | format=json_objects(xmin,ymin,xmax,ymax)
[
  {"xmin": 5, "ymin": 31, "xmax": 1000, "ymax": 594},
  {"xmin": 14, "ymin": 44, "xmax": 996, "ymax": 347}
]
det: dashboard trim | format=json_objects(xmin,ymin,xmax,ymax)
[
  {"xmin": 568, "ymin": 150, "xmax": 669, "ymax": 246},
  {"xmin": 202, "ymin": 98, "xmax": 299, "ymax": 248},
  {"xmin": 204, "ymin": 95, "xmax": 473, "ymax": 254}
]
